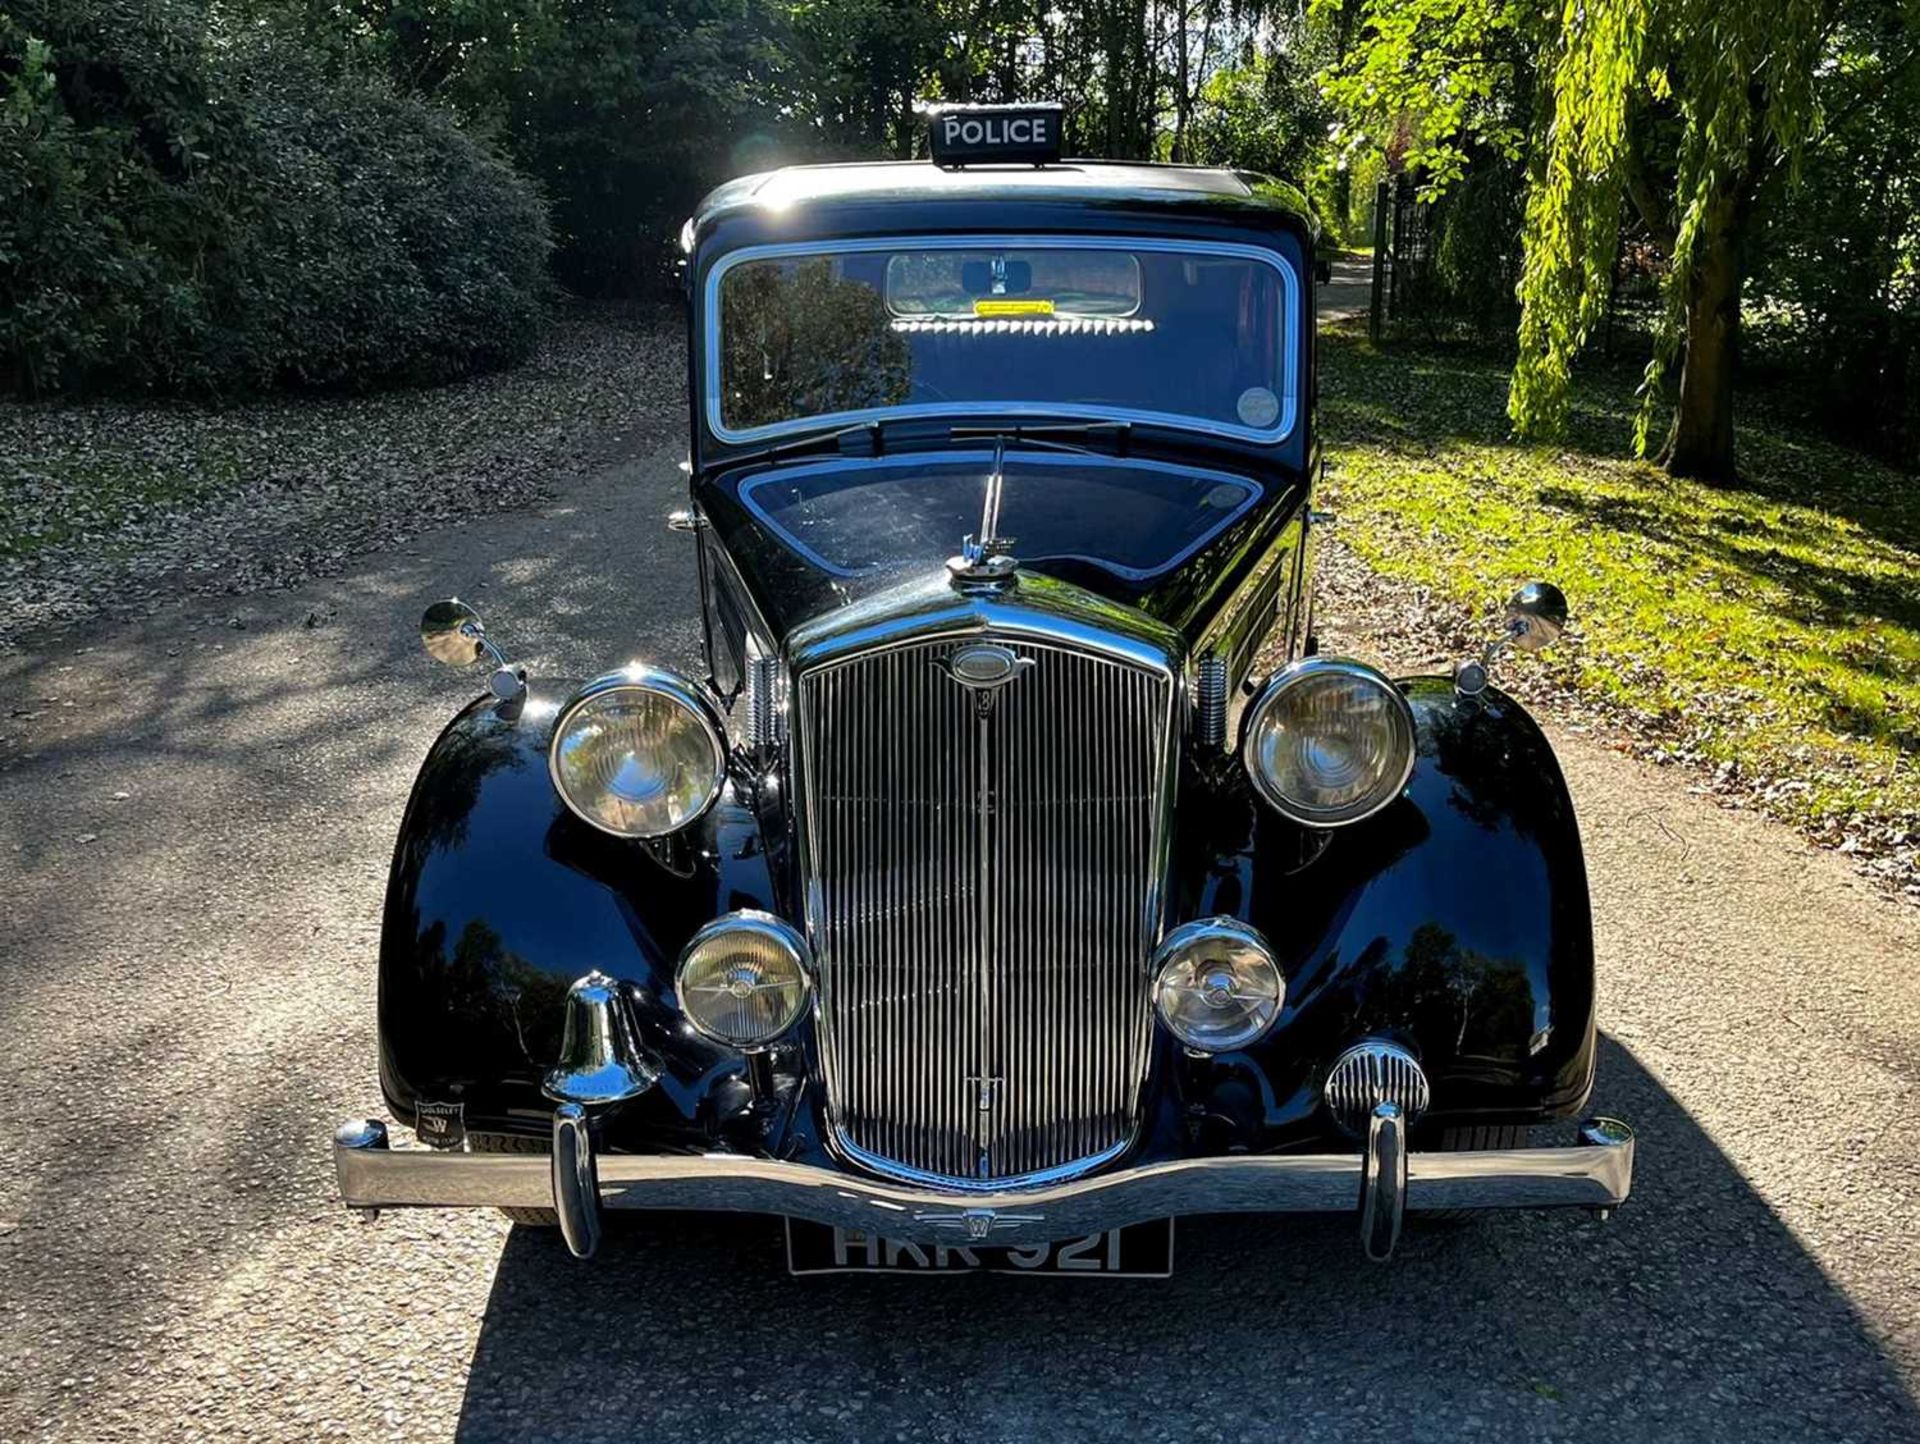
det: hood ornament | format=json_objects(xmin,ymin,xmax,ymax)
[{"xmin": 947, "ymin": 438, "xmax": 1018, "ymax": 593}]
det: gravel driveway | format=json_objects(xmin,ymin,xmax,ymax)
[{"xmin": 2, "ymin": 352, "xmax": 1916, "ymax": 1442}]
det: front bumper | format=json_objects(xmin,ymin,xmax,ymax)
[{"xmin": 334, "ymin": 1106, "xmax": 1634, "ymax": 1263}]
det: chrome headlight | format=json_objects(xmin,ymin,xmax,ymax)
[
  {"xmin": 1152, "ymin": 918, "xmax": 1285, "ymax": 1052},
  {"xmin": 675, "ymin": 911, "xmax": 812, "ymax": 1049},
  {"xmin": 1242, "ymin": 658, "xmax": 1415, "ymax": 827},
  {"xmin": 549, "ymin": 666, "xmax": 727, "ymax": 837}
]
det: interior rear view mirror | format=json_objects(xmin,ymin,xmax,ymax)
[{"xmin": 961, "ymin": 258, "xmax": 1033, "ymax": 296}]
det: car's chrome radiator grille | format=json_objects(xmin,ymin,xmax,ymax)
[{"xmin": 796, "ymin": 635, "xmax": 1172, "ymax": 1186}]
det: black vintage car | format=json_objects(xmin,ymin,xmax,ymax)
[{"xmin": 334, "ymin": 106, "xmax": 1633, "ymax": 1273}]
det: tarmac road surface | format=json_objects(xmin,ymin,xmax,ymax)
[
  {"xmin": 2, "ymin": 423, "xmax": 1916, "ymax": 1443},
  {"xmin": 1317, "ymin": 255, "xmax": 1374, "ymax": 324}
]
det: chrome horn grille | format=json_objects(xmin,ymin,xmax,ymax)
[
  {"xmin": 795, "ymin": 631, "xmax": 1175, "ymax": 1187},
  {"xmin": 1324, "ymin": 1041, "xmax": 1432, "ymax": 1135}
]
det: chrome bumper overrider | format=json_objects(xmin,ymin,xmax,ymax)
[{"xmin": 334, "ymin": 1107, "xmax": 1634, "ymax": 1263}]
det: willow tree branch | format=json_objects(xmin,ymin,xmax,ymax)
[{"xmin": 1625, "ymin": 127, "xmax": 1678, "ymax": 254}]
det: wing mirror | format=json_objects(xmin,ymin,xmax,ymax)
[
  {"xmin": 420, "ymin": 598, "xmax": 527, "ymax": 702},
  {"xmin": 1454, "ymin": 582, "xmax": 1568, "ymax": 696},
  {"xmin": 1504, "ymin": 581, "xmax": 1568, "ymax": 653}
]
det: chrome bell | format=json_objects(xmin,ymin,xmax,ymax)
[{"xmin": 543, "ymin": 972, "xmax": 657, "ymax": 1107}]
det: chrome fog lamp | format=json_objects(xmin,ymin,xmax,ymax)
[
  {"xmin": 549, "ymin": 666, "xmax": 727, "ymax": 837},
  {"xmin": 1151, "ymin": 918, "xmax": 1285, "ymax": 1052},
  {"xmin": 675, "ymin": 911, "xmax": 813, "ymax": 1050},
  {"xmin": 1242, "ymin": 658, "xmax": 1416, "ymax": 827}
]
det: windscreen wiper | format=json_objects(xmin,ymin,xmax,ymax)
[
  {"xmin": 943, "ymin": 421, "xmax": 1133, "ymax": 457},
  {"xmin": 954, "ymin": 419, "xmax": 1281, "ymax": 470},
  {"xmin": 720, "ymin": 417, "xmax": 1133, "ymax": 470},
  {"xmin": 717, "ymin": 422, "xmax": 886, "ymax": 472}
]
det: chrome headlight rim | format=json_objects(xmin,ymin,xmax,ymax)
[
  {"xmin": 673, "ymin": 909, "xmax": 814, "ymax": 1051},
  {"xmin": 1150, "ymin": 916, "xmax": 1286, "ymax": 1053},
  {"xmin": 548, "ymin": 664, "xmax": 729, "ymax": 839},
  {"xmin": 1241, "ymin": 656, "xmax": 1417, "ymax": 828}
]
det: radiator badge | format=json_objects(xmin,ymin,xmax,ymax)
[
  {"xmin": 415, "ymin": 1099, "xmax": 467, "ymax": 1151},
  {"xmin": 943, "ymin": 644, "xmax": 1035, "ymax": 715},
  {"xmin": 914, "ymin": 1207, "xmax": 1045, "ymax": 1240}
]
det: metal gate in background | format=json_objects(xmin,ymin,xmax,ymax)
[{"xmin": 1369, "ymin": 174, "xmax": 1436, "ymax": 341}]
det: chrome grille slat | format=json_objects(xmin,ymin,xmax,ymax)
[{"xmin": 798, "ymin": 634, "xmax": 1172, "ymax": 1186}]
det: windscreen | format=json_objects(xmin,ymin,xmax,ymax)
[
  {"xmin": 738, "ymin": 452, "xmax": 1261, "ymax": 581},
  {"xmin": 711, "ymin": 241, "xmax": 1294, "ymax": 442}
]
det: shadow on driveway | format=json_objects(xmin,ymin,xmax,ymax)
[{"xmin": 453, "ymin": 1037, "xmax": 1919, "ymax": 1443}]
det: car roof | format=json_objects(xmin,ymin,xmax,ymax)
[{"xmin": 690, "ymin": 160, "xmax": 1314, "ymax": 234}]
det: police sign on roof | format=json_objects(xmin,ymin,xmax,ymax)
[{"xmin": 925, "ymin": 103, "xmax": 1065, "ymax": 168}]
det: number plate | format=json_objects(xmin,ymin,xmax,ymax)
[{"xmin": 784, "ymin": 1218, "xmax": 1174, "ymax": 1277}]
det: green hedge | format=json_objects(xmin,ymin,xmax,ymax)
[{"xmin": 0, "ymin": 0, "xmax": 551, "ymax": 395}]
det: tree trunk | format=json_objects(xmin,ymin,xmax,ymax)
[
  {"xmin": 896, "ymin": 90, "xmax": 918, "ymax": 160},
  {"xmin": 1659, "ymin": 189, "xmax": 1742, "ymax": 481},
  {"xmin": 1171, "ymin": 0, "xmax": 1191, "ymax": 162}
]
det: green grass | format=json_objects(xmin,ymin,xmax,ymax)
[
  {"xmin": 0, "ymin": 438, "xmax": 234, "ymax": 558},
  {"xmin": 1320, "ymin": 330, "xmax": 1920, "ymax": 850}
]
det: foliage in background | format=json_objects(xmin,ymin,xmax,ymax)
[
  {"xmin": 1325, "ymin": 0, "xmax": 1920, "ymax": 480},
  {"xmin": 1745, "ymin": 0, "xmax": 1920, "ymax": 466},
  {"xmin": 307, "ymin": 0, "xmax": 1336, "ymax": 291},
  {"xmin": 1426, "ymin": 153, "xmax": 1526, "ymax": 333},
  {"xmin": 1321, "ymin": 330, "xmax": 1919, "ymax": 878},
  {"xmin": 1309, "ymin": 0, "xmax": 1542, "ymax": 327},
  {"xmin": 1182, "ymin": 52, "xmax": 1326, "ymax": 182},
  {"xmin": 6, "ymin": 0, "xmax": 1337, "ymax": 393},
  {"xmin": 1508, "ymin": 0, "xmax": 1828, "ymax": 480},
  {"xmin": 1313, "ymin": 0, "xmax": 1536, "ymax": 189},
  {"xmin": 781, "ymin": 0, "xmax": 945, "ymax": 158},
  {"xmin": 0, "ymin": 0, "xmax": 549, "ymax": 396},
  {"xmin": 303, "ymin": 0, "xmax": 786, "ymax": 296},
  {"xmin": 17, "ymin": 0, "xmax": 1905, "ymax": 457}
]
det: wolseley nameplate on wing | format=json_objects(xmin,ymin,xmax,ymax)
[{"xmin": 785, "ymin": 1218, "xmax": 1174, "ymax": 1277}]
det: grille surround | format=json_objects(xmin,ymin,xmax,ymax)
[{"xmin": 792, "ymin": 614, "xmax": 1179, "ymax": 1191}]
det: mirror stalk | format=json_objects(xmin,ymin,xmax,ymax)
[
  {"xmin": 1454, "ymin": 582, "xmax": 1569, "ymax": 698},
  {"xmin": 420, "ymin": 598, "xmax": 528, "ymax": 703}
]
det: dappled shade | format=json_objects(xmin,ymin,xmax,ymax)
[{"xmin": 1319, "ymin": 330, "xmax": 1919, "ymax": 881}]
